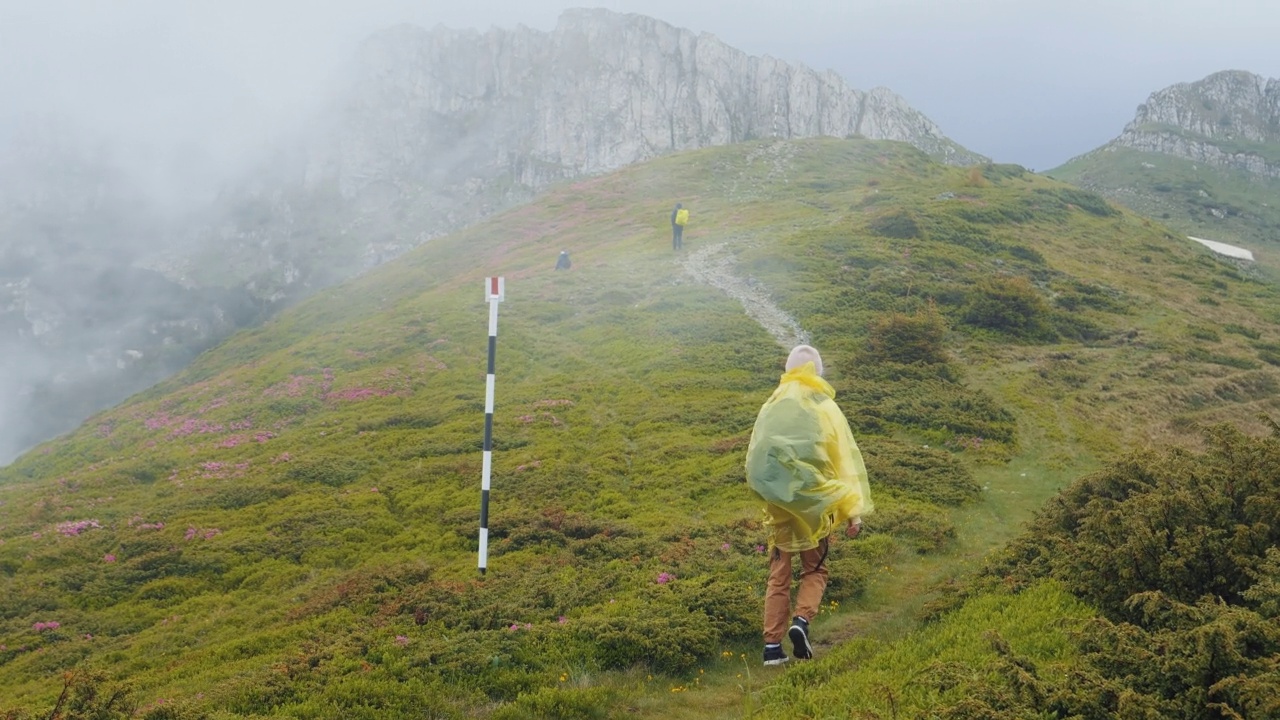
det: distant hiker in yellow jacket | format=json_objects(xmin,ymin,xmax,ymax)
[
  {"xmin": 671, "ymin": 203, "xmax": 688, "ymax": 250},
  {"xmin": 745, "ymin": 344, "xmax": 873, "ymax": 666}
]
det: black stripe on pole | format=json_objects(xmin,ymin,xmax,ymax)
[
  {"xmin": 480, "ymin": 488, "xmax": 490, "ymax": 527},
  {"xmin": 483, "ymin": 412, "xmax": 493, "ymax": 451},
  {"xmin": 488, "ymin": 336, "xmax": 497, "ymax": 374}
]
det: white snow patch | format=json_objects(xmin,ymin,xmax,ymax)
[{"xmin": 1188, "ymin": 236, "xmax": 1255, "ymax": 261}]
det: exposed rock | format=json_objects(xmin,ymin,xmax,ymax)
[
  {"xmin": 1110, "ymin": 70, "xmax": 1280, "ymax": 179},
  {"xmin": 305, "ymin": 8, "xmax": 982, "ymax": 240}
]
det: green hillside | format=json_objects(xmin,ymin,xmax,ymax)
[
  {"xmin": 1050, "ymin": 145, "xmax": 1280, "ymax": 275},
  {"xmin": 4, "ymin": 137, "xmax": 1280, "ymax": 719}
]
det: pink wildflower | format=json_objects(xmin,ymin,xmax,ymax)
[
  {"xmin": 395, "ymin": 635, "xmax": 409, "ymax": 646},
  {"xmin": 755, "ymin": 544, "xmax": 766, "ymax": 553},
  {"xmin": 171, "ymin": 418, "xmax": 224, "ymax": 437},
  {"xmin": 533, "ymin": 399, "xmax": 574, "ymax": 408},
  {"xmin": 103, "ymin": 554, "xmax": 116, "ymax": 563},
  {"xmin": 721, "ymin": 543, "xmax": 731, "ymax": 551},
  {"xmin": 144, "ymin": 413, "xmax": 174, "ymax": 430},
  {"xmin": 32, "ymin": 621, "xmax": 60, "ymax": 632},
  {"xmin": 263, "ymin": 375, "xmax": 312, "ymax": 398},
  {"xmin": 325, "ymin": 387, "xmax": 393, "ymax": 401},
  {"xmin": 199, "ymin": 398, "xmax": 228, "ymax": 414},
  {"xmin": 656, "ymin": 572, "xmax": 675, "ymax": 585},
  {"xmin": 56, "ymin": 519, "xmax": 102, "ymax": 537},
  {"xmin": 558, "ymin": 616, "xmax": 568, "ymax": 624}
]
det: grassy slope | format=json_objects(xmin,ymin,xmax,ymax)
[
  {"xmin": 1050, "ymin": 145, "xmax": 1280, "ymax": 276},
  {"xmin": 3, "ymin": 138, "xmax": 1280, "ymax": 718}
]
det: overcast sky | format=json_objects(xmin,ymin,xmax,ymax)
[{"xmin": 2, "ymin": 0, "xmax": 1278, "ymax": 174}]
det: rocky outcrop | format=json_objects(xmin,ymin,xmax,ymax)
[
  {"xmin": 1111, "ymin": 70, "xmax": 1280, "ymax": 178},
  {"xmin": 305, "ymin": 8, "xmax": 981, "ymax": 237}
]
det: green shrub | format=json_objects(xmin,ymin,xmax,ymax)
[
  {"xmin": 209, "ymin": 483, "xmax": 293, "ymax": 509},
  {"xmin": 1224, "ymin": 323, "xmax": 1261, "ymax": 340},
  {"xmin": 865, "ymin": 496, "xmax": 956, "ymax": 553},
  {"xmin": 847, "ymin": 377, "xmax": 1017, "ymax": 447},
  {"xmin": 820, "ymin": 551, "xmax": 871, "ymax": 601},
  {"xmin": 1036, "ymin": 187, "xmax": 1120, "ymax": 217},
  {"xmin": 490, "ymin": 686, "xmax": 617, "ymax": 720},
  {"xmin": 1185, "ymin": 347, "xmax": 1259, "ymax": 369},
  {"xmin": 572, "ymin": 613, "xmax": 717, "ymax": 675},
  {"xmin": 0, "ymin": 670, "xmax": 135, "ymax": 720},
  {"xmin": 990, "ymin": 424, "xmax": 1280, "ymax": 617},
  {"xmin": 285, "ymin": 456, "xmax": 369, "ymax": 486},
  {"xmin": 1188, "ymin": 326, "xmax": 1221, "ymax": 342},
  {"xmin": 962, "ymin": 276, "xmax": 1056, "ymax": 341},
  {"xmin": 868, "ymin": 210, "xmax": 921, "ymax": 239},
  {"xmin": 862, "ymin": 441, "xmax": 979, "ymax": 506},
  {"xmin": 865, "ymin": 305, "xmax": 948, "ymax": 365}
]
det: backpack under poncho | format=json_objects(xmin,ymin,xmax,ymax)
[{"xmin": 745, "ymin": 363, "xmax": 872, "ymax": 552}]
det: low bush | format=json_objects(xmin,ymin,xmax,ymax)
[
  {"xmin": 864, "ymin": 305, "xmax": 948, "ymax": 365},
  {"xmin": 862, "ymin": 440, "xmax": 979, "ymax": 507},
  {"xmin": 285, "ymin": 456, "xmax": 370, "ymax": 486},
  {"xmin": 962, "ymin": 276, "xmax": 1057, "ymax": 341}
]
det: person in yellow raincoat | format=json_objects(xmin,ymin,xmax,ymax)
[
  {"xmin": 671, "ymin": 203, "xmax": 687, "ymax": 250},
  {"xmin": 745, "ymin": 344, "xmax": 873, "ymax": 666}
]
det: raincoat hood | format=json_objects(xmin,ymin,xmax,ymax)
[{"xmin": 745, "ymin": 362, "xmax": 872, "ymax": 551}]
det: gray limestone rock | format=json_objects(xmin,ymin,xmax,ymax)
[{"xmin": 1112, "ymin": 70, "xmax": 1280, "ymax": 179}]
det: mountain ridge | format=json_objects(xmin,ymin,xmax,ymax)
[{"xmin": 303, "ymin": 7, "xmax": 983, "ymax": 245}]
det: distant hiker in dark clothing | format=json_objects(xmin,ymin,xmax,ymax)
[
  {"xmin": 671, "ymin": 203, "xmax": 688, "ymax": 250},
  {"xmin": 555, "ymin": 251, "xmax": 572, "ymax": 270}
]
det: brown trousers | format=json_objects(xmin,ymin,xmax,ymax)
[{"xmin": 764, "ymin": 537, "xmax": 829, "ymax": 644}]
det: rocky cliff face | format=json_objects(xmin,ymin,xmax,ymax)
[
  {"xmin": 1112, "ymin": 70, "xmax": 1280, "ymax": 178},
  {"xmin": 302, "ymin": 8, "xmax": 981, "ymax": 248}
]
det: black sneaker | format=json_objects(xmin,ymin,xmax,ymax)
[
  {"xmin": 789, "ymin": 617, "xmax": 813, "ymax": 660},
  {"xmin": 763, "ymin": 644, "xmax": 789, "ymax": 666}
]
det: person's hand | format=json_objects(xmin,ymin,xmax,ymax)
[{"xmin": 845, "ymin": 518, "xmax": 862, "ymax": 539}]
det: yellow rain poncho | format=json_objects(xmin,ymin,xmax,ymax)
[{"xmin": 745, "ymin": 362, "xmax": 873, "ymax": 552}]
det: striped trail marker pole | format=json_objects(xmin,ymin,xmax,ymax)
[{"xmin": 479, "ymin": 276, "xmax": 504, "ymax": 574}]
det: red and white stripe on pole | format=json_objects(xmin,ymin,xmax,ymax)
[{"xmin": 478, "ymin": 277, "xmax": 504, "ymax": 574}]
